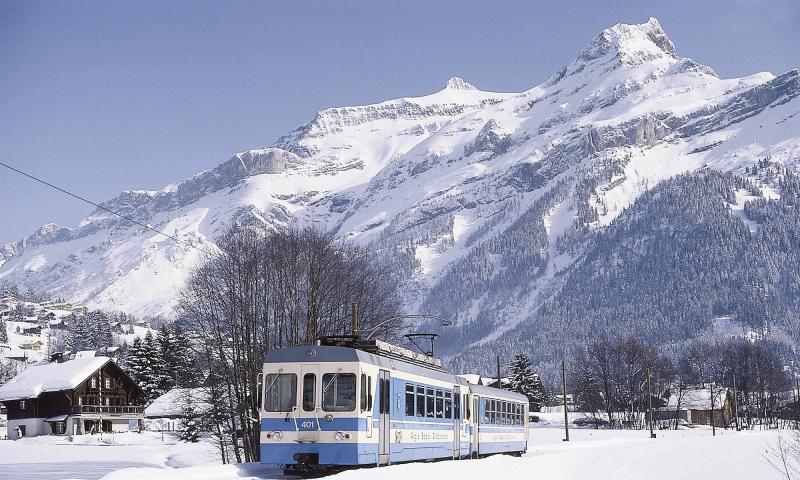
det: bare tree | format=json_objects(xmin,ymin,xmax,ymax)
[{"xmin": 177, "ymin": 224, "xmax": 402, "ymax": 463}]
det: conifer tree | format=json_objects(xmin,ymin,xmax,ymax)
[
  {"xmin": 69, "ymin": 315, "xmax": 90, "ymax": 352},
  {"xmin": 508, "ymin": 352, "xmax": 544, "ymax": 412},
  {"xmin": 157, "ymin": 325, "xmax": 179, "ymax": 392},
  {"xmin": 173, "ymin": 326, "xmax": 199, "ymax": 387},
  {"xmin": 179, "ymin": 391, "xmax": 201, "ymax": 443},
  {"xmin": 126, "ymin": 336, "xmax": 147, "ymax": 384},
  {"xmin": 87, "ymin": 310, "xmax": 114, "ymax": 349},
  {"xmin": 140, "ymin": 330, "xmax": 165, "ymax": 400},
  {"xmin": 0, "ymin": 316, "xmax": 7, "ymax": 343}
]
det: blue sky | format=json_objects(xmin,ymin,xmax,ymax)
[{"xmin": 1, "ymin": 0, "xmax": 798, "ymax": 242}]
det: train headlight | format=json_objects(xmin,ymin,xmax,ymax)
[
  {"xmin": 271, "ymin": 431, "xmax": 283, "ymax": 441},
  {"xmin": 335, "ymin": 430, "xmax": 350, "ymax": 442}
]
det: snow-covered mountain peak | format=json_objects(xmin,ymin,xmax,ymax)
[
  {"xmin": 2, "ymin": 17, "xmax": 798, "ymax": 330},
  {"xmin": 444, "ymin": 76, "xmax": 477, "ymax": 90},
  {"xmin": 576, "ymin": 17, "xmax": 678, "ymax": 68}
]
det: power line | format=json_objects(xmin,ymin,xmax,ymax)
[{"xmin": 0, "ymin": 160, "xmax": 211, "ymax": 255}]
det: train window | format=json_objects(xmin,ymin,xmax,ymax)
[
  {"xmin": 516, "ymin": 404, "xmax": 522, "ymax": 425},
  {"xmin": 367, "ymin": 376, "xmax": 373, "ymax": 410},
  {"xmin": 435, "ymin": 389, "xmax": 444, "ymax": 418},
  {"xmin": 302, "ymin": 373, "xmax": 316, "ymax": 411},
  {"xmin": 504, "ymin": 402, "xmax": 509, "ymax": 425},
  {"xmin": 416, "ymin": 386, "xmax": 425, "ymax": 417},
  {"xmin": 500, "ymin": 401, "xmax": 505, "ymax": 424},
  {"xmin": 405, "ymin": 384, "xmax": 415, "ymax": 416},
  {"xmin": 444, "ymin": 391, "xmax": 452, "ymax": 419},
  {"xmin": 264, "ymin": 373, "xmax": 297, "ymax": 412},
  {"xmin": 488, "ymin": 400, "xmax": 495, "ymax": 424},
  {"xmin": 426, "ymin": 388, "xmax": 435, "ymax": 418},
  {"xmin": 453, "ymin": 392, "xmax": 460, "ymax": 420},
  {"xmin": 360, "ymin": 374, "xmax": 368, "ymax": 412},
  {"xmin": 322, "ymin": 373, "xmax": 356, "ymax": 412}
]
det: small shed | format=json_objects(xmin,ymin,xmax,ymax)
[{"xmin": 665, "ymin": 386, "xmax": 734, "ymax": 427}]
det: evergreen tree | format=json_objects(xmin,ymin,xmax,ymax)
[
  {"xmin": 508, "ymin": 352, "xmax": 544, "ymax": 412},
  {"xmin": 0, "ymin": 316, "xmax": 7, "ymax": 343},
  {"xmin": 87, "ymin": 310, "xmax": 114, "ymax": 349},
  {"xmin": 69, "ymin": 314, "xmax": 90, "ymax": 352},
  {"xmin": 173, "ymin": 326, "xmax": 199, "ymax": 387},
  {"xmin": 140, "ymin": 330, "xmax": 165, "ymax": 400},
  {"xmin": 157, "ymin": 325, "xmax": 179, "ymax": 392},
  {"xmin": 178, "ymin": 391, "xmax": 201, "ymax": 443},
  {"xmin": 126, "ymin": 336, "xmax": 147, "ymax": 384}
]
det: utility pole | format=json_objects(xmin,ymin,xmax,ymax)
[
  {"xmin": 647, "ymin": 368, "xmax": 656, "ymax": 439},
  {"xmin": 733, "ymin": 372, "xmax": 740, "ymax": 432},
  {"xmin": 351, "ymin": 303, "xmax": 359, "ymax": 337},
  {"xmin": 496, "ymin": 356, "xmax": 501, "ymax": 389},
  {"xmin": 795, "ymin": 378, "xmax": 800, "ymax": 431},
  {"xmin": 710, "ymin": 381, "xmax": 716, "ymax": 436},
  {"xmin": 562, "ymin": 360, "xmax": 569, "ymax": 442}
]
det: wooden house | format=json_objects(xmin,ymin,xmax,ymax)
[
  {"xmin": 0, "ymin": 356, "xmax": 144, "ymax": 439},
  {"xmin": 664, "ymin": 386, "xmax": 734, "ymax": 427}
]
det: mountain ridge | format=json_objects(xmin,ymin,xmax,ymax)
[{"xmin": 1, "ymin": 17, "xmax": 798, "ymax": 359}]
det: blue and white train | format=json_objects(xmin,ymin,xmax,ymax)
[{"xmin": 259, "ymin": 337, "xmax": 529, "ymax": 474}]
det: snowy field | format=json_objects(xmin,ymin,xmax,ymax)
[{"xmin": 0, "ymin": 426, "xmax": 785, "ymax": 480}]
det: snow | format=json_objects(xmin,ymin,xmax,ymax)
[
  {"xmin": 0, "ymin": 420, "xmax": 784, "ymax": 480},
  {"xmin": 0, "ymin": 356, "xmax": 109, "ymax": 401},
  {"xmin": 0, "ymin": 427, "xmax": 767, "ymax": 480},
  {"xmin": 729, "ymin": 189, "xmax": 760, "ymax": 232},
  {"xmin": 0, "ymin": 432, "xmax": 220, "ymax": 479},
  {"xmin": 1, "ymin": 17, "xmax": 798, "ymax": 348},
  {"xmin": 667, "ymin": 387, "xmax": 730, "ymax": 410}
]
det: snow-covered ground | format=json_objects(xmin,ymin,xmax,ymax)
[
  {"xmin": 0, "ymin": 427, "xmax": 784, "ymax": 480},
  {"xmin": 0, "ymin": 432, "xmax": 220, "ymax": 480}
]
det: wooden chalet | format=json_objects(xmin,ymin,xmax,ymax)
[
  {"xmin": 664, "ymin": 386, "xmax": 734, "ymax": 427},
  {"xmin": 0, "ymin": 355, "xmax": 144, "ymax": 438}
]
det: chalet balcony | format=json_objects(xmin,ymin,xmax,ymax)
[{"xmin": 70, "ymin": 405, "xmax": 144, "ymax": 416}]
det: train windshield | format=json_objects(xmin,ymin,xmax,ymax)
[
  {"xmin": 264, "ymin": 373, "xmax": 297, "ymax": 412},
  {"xmin": 322, "ymin": 373, "xmax": 356, "ymax": 411}
]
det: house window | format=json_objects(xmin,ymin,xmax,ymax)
[
  {"xmin": 56, "ymin": 422, "xmax": 66, "ymax": 434},
  {"xmin": 104, "ymin": 378, "xmax": 111, "ymax": 389},
  {"xmin": 91, "ymin": 377, "xmax": 97, "ymax": 389},
  {"xmin": 19, "ymin": 400, "xmax": 26, "ymax": 410}
]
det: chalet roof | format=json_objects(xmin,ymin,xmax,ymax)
[
  {"xmin": 144, "ymin": 387, "xmax": 211, "ymax": 418},
  {"xmin": 0, "ymin": 356, "xmax": 110, "ymax": 401},
  {"xmin": 667, "ymin": 386, "xmax": 730, "ymax": 410},
  {"xmin": 456, "ymin": 374, "xmax": 483, "ymax": 385}
]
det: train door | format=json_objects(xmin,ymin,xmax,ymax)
[
  {"xmin": 378, "ymin": 370, "xmax": 391, "ymax": 465},
  {"xmin": 299, "ymin": 364, "xmax": 320, "ymax": 443},
  {"xmin": 453, "ymin": 386, "xmax": 461, "ymax": 458},
  {"xmin": 471, "ymin": 395, "xmax": 480, "ymax": 457}
]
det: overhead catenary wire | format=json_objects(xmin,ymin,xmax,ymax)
[{"xmin": 0, "ymin": 160, "xmax": 213, "ymax": 256}]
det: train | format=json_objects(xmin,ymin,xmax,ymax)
[{"xmin": 259, "ymin": 336, "xmax": 529, "ymax": 474}]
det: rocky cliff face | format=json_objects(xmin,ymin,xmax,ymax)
[{"xmin": 1, "ymin": 18, "xmax": 798, "ymax": 356}]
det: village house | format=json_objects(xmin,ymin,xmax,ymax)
[
  {"xmin": 0, "ymin": 355, "xmax": 145, "ymax": 439},
  {"xmin": 144, "ymin": 387, "xmax": 210, "ymax": 432},
  {"xmin": 664, "ymin": 386, "xmax": 735, "ymax": 427},
  {"xmin": 18, "ymin": 340, "xmax": 45, "ymax": 351}
]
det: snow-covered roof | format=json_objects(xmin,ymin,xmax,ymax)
[
  {"xmin": 667, "ymin": 387, "xmax": 730, "ymax": 410},
  {"xmin": 457, "ymin": 374, "xmax": 483, "ymax": 385},
  {"xmin": 144, "ymin": 387, "xmax": 211, "ymax": 418},
  {"xmin": 0, "ymin": 356, "xmax": 110, "ymax": 401}
]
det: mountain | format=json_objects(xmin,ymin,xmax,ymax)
[{"xmin": 1, "ymin": 18, "xmax": 799, "ymax": 367}]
